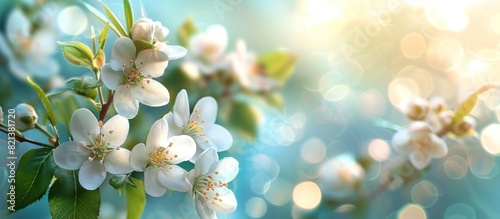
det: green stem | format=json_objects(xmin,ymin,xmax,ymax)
[
  {"xmin": 0, "ymin": 124, "xmax": 55, "ymax": 149},
  {"xmin": 35, "ymin": 123, "xmax": 55, "ymax": 139}
]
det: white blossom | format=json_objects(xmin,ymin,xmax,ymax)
[
  {"xmin": 129, "ymin": 116, "xmax": 196, "ymax": 196},
  {"xmin": 186, "ymin": 148, "xmax": 239, "ymax": 219},
  {"xmin": 165, "ymin": 89, "xmax": 233, "ymax": 162},
  {"xmin": 392, "ymin": 121, "xmax": 448, "ymax": 170},
  {"xmin": 185, "ymin": 25, "xmax": 229, "ymax": 75},
  {"xmin": 54, "ymin": 108, "xmax": 132, "ymax": 190}
]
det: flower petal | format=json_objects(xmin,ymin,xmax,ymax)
[
  {"xmin": 146, "ymin": 117, "xmax": 169, "ymax": 151},
  {"xmin": 144, "ymin": 166, "xmax": 167, "ymax": 197},
  {"xmin": 164, "ymin": 112, "xmax": 183, "ymax": 136},
  {"xmin": 6, "ymin": 9, "xmax": 30, "ymax": 48},
  {"xmin": 0, "ymin": 33, "xmax": 13, "ymax": 59},
  {"xmin": 104, "ymin": 149, "xmax": 133, "ymax": 174},
  {"xmin": 101, "ymin": 64, "xmax": 125, "ymax": 90},
  {"xmin": 430, "ymin": 135, "xmax": 448, "ymax": 158},
  {"xmin": 391, "ymin": 130, "xmax": 411, "ymax": 155},
  {"xmin": 212, "ymin": 157, "xmax": 239, "ymax": 183},
  {"xmin": 70, "ymin": 108, "xmax": 99, "ymax": 144},
  {"xmin": 132, "ymin": 80, "xmax": 169, "ymax": 107},
  {"xmin": 136, "ymin": 49, "xmax": 169, "ymax": 78},
  {"xmin": 156, "ymin": 42, "xmax": 187, "ymax": 60},
  {"xmin": 130, "ymin": 143, "xmax": 149, "ymax": 171},
  {"xmin": 409, "ymin": 150, "xmax": 431, "ymax": 170},
  {"xmin": 205, "ymin": 124, "xmax": 233, "ymax": 152},
  {"xmin": 195, "ymin": 195, "xmax": 217, "ymax": 219},
  {"xmin": 173, "ymin": 89, "xmax": 190, "ymax": 127},
  {"xmin": 164, "ymin": 135, "xmax": 196, "ymax": 164},
  {"xmin": 114, "ymin": 85, "xmax": 140, "ymax": 119},
  {"xmin": 54, "ymin": 141, "xmax": 90, "ymax": 170},
  {"xmin": 111, "ymin": 37, "xmax": 136, "ymax": 71},
  {"xmin": 190, "ymin": 97, "xmax": 217, "ymax": 125},
  {"xmin": 102, "ymin": 114, "xmax": 129, "ymax": 146},
  {"xmin": 157, "ymin": 165, "xmax": 189, "ymax": 192},
  {"xmin": 79, "ymin": 159, "xmax": 106, "ymax": 190},
  {"xmin": 205, "ymin": 187, "xmax": 237, "ymax": 214},
  {"xmin": 194, "ymin": 148, "xmax": 218, "ymax": 174}
]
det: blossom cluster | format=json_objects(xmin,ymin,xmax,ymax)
[{"xmin": 51, "ymin": 17, "xmax": 239, "ymax": 218}]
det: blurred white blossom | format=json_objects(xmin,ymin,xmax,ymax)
[
  {"xmin": 318, "ymin": 154, "xmax": 365, "ymax": 200},
  {"xmin": 0, "ymin": 7, "xmax": 59, "ymax": 80},
  {"xmin": 185, "ymin": 25, "xmax": 229, "ymax": 75}
]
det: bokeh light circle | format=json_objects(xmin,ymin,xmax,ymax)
[
  {"xmin": 410, "ymin": 180, "xmax": 439, "ymax": 208},
  {"xmin": 367, "ymin": 139, "xmax": 391, "ymax": 161},
  {"xmin": 444, "ymin": 203, "xmax": 476, "ymax": 219},
  {"xmin": 58, "ymin": 6, "xmax": 88, "ymax": 35},
  {"xmin": 388, "ymin": 78, "xmax": 421, "ymax": 107},
  {"xmin": 301, "ymin": 137, "xmax": 327, "ymax": 163},
  {"xmin": 480, "ymin": 124, "xmax": 500, "ymax": 155},
  {"xmin": 444, "ymin": 155, "xmax": 468, "ymax": 179},
  {"xmin": 264, "ymin": 178, "xmax": 293, "ymax": 206},
  {"xmin": 245, "ymin": 197, "xmax": 268, "ymax": 218},
  {"xmin": 293, "ymin": 181, "xmax": 322, "ymax": 210},
  {"xmin": 398, "ymin": 204, "xmax": 427, "ymax": 219},
  {"xmin": 401, "ymin": 32, "xmax": 426, "ymax": 58}
]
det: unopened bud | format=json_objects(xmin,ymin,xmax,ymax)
[
  {"xmin": 438, "ymin": 110, "xmax": 454, "ymax": 127},
  {"xmin": 15, "ymin": 103, "xmax": 38, "ymax": 131},
  {"xmin": 429, "ymin": 96, "xmax": 447, "ymax": 113},
  {"xmin": 131, "ymin": 18, "xmax": 154, "ymax": 43},
  {"xmin": 153, "ymin": 21, "xmax": 169, "ymax": 42},
  {"xmin": 452, "ymin": 116, "xmax": 476, "ymax": 136},
  {"xmin": 399, "ymin": 97, "xmax": 429, "ymax": 121}
]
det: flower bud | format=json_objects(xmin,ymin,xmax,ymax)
[
  {"xmin": 399, "ymin": 97, "xmax": 429, "ymax": 121},
  {"xmin": 438, "ymin": 110, "xmax": 454, "ymax": 127},
  {"xmin": 318, "ymin": 154, "xmax": 365, "ymax": 200},
  {"xmin": 153, "ymin": 21, "xmax": 169, "ymax": 42},
  {"xmin": 429, "ymin": 96, "xmax": 447, "ymax": 113},
  {"xmin": 15, "ymin": 103, "xmax": 38, "ymax": 131},
  {"xmin": 131, "ymin": 18, "xmax": 154, "ymax": 43},
  {"xmin": 451, "ymin": 115, "xmax": 476, "ymax": 136}
]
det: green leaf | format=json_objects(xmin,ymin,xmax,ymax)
[
  {"xmin": 98, "ymin": 22, "xmax": 109, "ymax": 50},
  {"xmin": 124, "ymin": 177, "xmax": 146, "ymax": 219},
  {"xmin": 133, "ymin": 39, "xmax": 156, "ymax": 55},
  {"xmin": 27, "ymin": 77, "xmax": 57, "ymax": 127},
  {"xmin": 262, "ymin": 92, "xmax": 284, "ymax": 109},
  {"xmin": 8, "ymin": 149, "xmax": 56, "ymax": 213},
  {"xmin": 98, "ymin": 0, "xmax": 127, "ymax": 37},
  {"xmin": 177, "ymin": 16, "xmax": 197, "ymax": 47},
  {"xmin": 452, "ymin": 84, "xmax": 496, "ymax": 125},
  {"xmin": 49, "ymin": 170, "xmax": 100, "ymax": 219},
  {"xmin": 58, "ymin": 41, "xmax": 94, "ymax": 68},
  {"xmin": 123, "ymin": 0, "xmax": 134, "ymax": 32},
  {"xmin": 258, "ymin": 50, "xmax": 295, "ymax": 83},
  {"xmin": 227, "ymin": 100, "xmax": 260, "ymax": 140},
  {"xmin": 80, "ymin": 1, "xmax": 122, "ymax": 37}
]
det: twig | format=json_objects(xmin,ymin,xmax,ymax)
[
  {"xmin": 99, "ymin": 91, "xmax": 114, "ymax": 121},
  {"xmin": 0, "ymin": 125, "xmax": 55, "ymax": 149}
]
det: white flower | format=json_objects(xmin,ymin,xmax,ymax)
[
  {"xmin": 398, "ymin": 97, "xmax": 429, "ymax": 121},
  {"xmin": 0, "ymin": 106, "xmax": 3, "ymax": 124},
  {"xmin": 54, "ymin": 108, "xmax": 132, "ymax": 190},
  {"xmin": 318, "ymin": 154, "xmax": 364, "ymax": 200},
  {"xmin": 165, "ymin": 89, "xmax": 233, "ymax": 162},
  {"xmin": 230, "ymin": 40, "xmax": 279, "ymax": 91},
  {"xmin": 15, "ymin": 103, "xmax": 38, "ymax": 131},
  {"xmin": 186, "ymin": 148, "xmax": 239, "ymax": 219},
  {"xmin": 186, "ymin": 25, "xmax": 228, "ymax": 75},
  {"xmin": 392, "ymin": 121, "xmax": 448, "ymax": 170},
  {"xmin": 131, "ymin": 18, "xmax": 187, "ymax": 61},
  {"xmin": 129, "ymin": 116, "xmax": 196, "ymax": 197},
  {"xmin": 0, "ymin": 7, "xmax": 59, "ymax": 80},
  {"xmin": 101, "ymin": 37, "xmax": 170, "ymax": 119}
]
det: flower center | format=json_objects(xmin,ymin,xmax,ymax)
[
  {"xmin": 122, "ymin": 60, "xmax": 151, "ymax": 85},
  {"xmin": 181, "ymin": 108, "xmax": 210, "ymax": 143},
  {"xmin": 79, "ymin": 126, "xmax": 118, "ymax": 163},
  {"xmin": 149, "ymin": 142, "xmax": 178, "ymax": 167},
  {"xmin": 195, "ymin": 171, "xmax": 227, "ymax": 204},
  {"xmin": 414, "ymin": 135, "xmax": 433, "ymax": 153}
]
